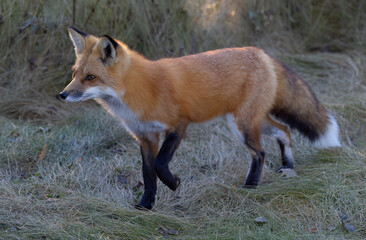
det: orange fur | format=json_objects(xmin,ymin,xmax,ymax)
[
  {"xmin": 121, "ymin": 47, "xmax": 277, "ymax": 128},
  {"xmin": 62, "ymin": 28, "xmax": 339, "ymax": 147},
  {"xmin": 64, "ymin": 32, "xmax": 279, "ymax": 131}
]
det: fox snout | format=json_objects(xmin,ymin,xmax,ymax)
[
  {"xmin": 59, "ymin": 91, "xmax": 68, "ymax": 100},
  {"xmin": 59, "ymin": 89, "xmax": 84, "ymax": 102}
]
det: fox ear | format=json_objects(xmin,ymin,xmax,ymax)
[
  {"xmin": 68, "ymin": 26, "xmax": 88, "ymax": 54},
  {"xmin": 99, "ymin": 35, "xmax": 119, "ymax": 65}
]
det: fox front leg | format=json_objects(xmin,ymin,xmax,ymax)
[
  {"xmin": 154, "ymin": 124, "xmax": 187, "ymax": 191},
  {"xmin": 136, "ymin": 133, "xmax": 159, "ymax": 210}
]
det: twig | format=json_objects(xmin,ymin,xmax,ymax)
[
  {"xmin": 84, "ymin": 0, "xmax": 101, "ymax": 28},
  {"xmin": 72, "ymin": 0, "xmax": 76, "ymax": 25}
]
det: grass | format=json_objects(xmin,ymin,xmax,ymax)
[{"xmin": 1, "ymin": 0, "xmax": 366, "ymax": 239}]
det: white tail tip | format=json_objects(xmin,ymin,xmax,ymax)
[{"xmin": 314, "ymin": 114, "xmax": 341, "ymax": 149}]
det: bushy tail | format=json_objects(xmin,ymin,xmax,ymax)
[{"xmin": 271, "ymin": 62, "xmax": 341, "ymax": 148}]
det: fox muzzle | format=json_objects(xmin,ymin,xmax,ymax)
[{"xmin": 59, "ymin": 91, "xmax": 69, "ymax": 100}]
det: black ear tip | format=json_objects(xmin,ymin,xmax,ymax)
[
  {"xmin": 68, "ymin": 26, "xmax": 76, "ymax": 31},
  {"xmin": 102, "ymin": 35, "xmax": 119, "ymax": 49},
  {"xmin": 68, "ymin": 26, "xmax": 89, "ymax": 37}
]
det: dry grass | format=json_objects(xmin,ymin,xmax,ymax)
[
  {"xmin": 1, "ymin": 0, "xmax": 365, "ymax": 122},
  {"xmin": 1, "ymin": 0, "xmax": 366, "ymax": 239}
]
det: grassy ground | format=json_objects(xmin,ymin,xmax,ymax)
[{"xmin": 1, "ymin": 0, "xmax": 366, "ymax": 239}]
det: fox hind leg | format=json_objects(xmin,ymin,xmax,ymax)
[
  {"xmin": 241, "ymin": 123, "xmax": 265, "ymax": 188},
  {"xmin": 261, "ymin": 115, "xmax": 294, "ymax": 171},
  {"xmin": 230, "ymin": 113, "xmax": 265, "ymax": 188}
]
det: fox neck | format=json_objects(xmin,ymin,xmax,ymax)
[{"xmin": 119, "ymin": 52, "xmax": 164, "ymax": 121}]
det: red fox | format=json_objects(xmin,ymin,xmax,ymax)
[{"xmin": 60, "ymin": 27, "xmax": 341, "ymax": 209}]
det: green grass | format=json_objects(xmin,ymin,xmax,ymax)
[{"xmin": 1, "ymin": 0, "xmax": 366, "ymax": 239}]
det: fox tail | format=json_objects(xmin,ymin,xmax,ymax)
[{"xmin": 271, "ymin": 62, "xmax": 341, "ymax": 148}]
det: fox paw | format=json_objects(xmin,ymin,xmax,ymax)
[{"xmin": 169, "ymin": 175, "xmax": 181, "ymax": 191}]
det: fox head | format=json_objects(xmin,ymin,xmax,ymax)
[{"xmin": 60, "ymin": 27, "xmax": 130, "ymax": 102}]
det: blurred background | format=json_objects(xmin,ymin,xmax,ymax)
[{"xmin": 1, "ymin": 0, "xmax": 365, "ymax": 122}]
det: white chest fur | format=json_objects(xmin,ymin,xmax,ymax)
[{"xmin": 95, "ymin": 88, "xmax": 166, "ymax": 136}]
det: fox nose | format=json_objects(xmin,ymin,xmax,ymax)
[{"xmin": 59, "ymin": 91, "xmax": 69, "ymax": 100}]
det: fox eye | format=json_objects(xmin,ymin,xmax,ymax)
[
  {"xmin": 85, "ymin": 74, "xmax": 96, "ymax": 81},
  {"xmin": 72, "ymin": 72, "xmax": 76, "ymax": 79}
]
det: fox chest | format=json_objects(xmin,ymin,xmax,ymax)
[{"xmin": 96, "ymin": 97, "xmax": 166, "ymax": 136}]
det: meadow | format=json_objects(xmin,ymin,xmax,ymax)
[{"xmin": 0, "ymin": 0, "xmax": 365, "ymax": 239}]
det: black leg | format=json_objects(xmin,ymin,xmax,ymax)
[
  {"xmin": 277, "ymin": 139, "xmax": 294, "ymax": 170},
  {"xmin": 244, "ymin": 150, "xmax": 265, "ymax": 188},
  {"xmin": 261, "ymin": 116, "xmax": 294, "ymax": 172},
  {"xmin": 242, "ymin": 130, "xmax": 265, "ymax": 188},
  {"xmin": 155, "ymin": 125, "xmax": 186, "ymax": 191},
  {"xmin": 136, "ymin": 133, "xmax": 159, "ymax": 210}
]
